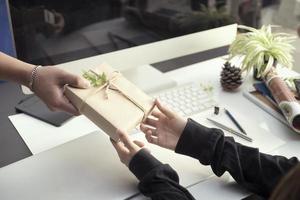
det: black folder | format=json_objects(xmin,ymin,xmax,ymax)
[{"xmin": 15, "ymin": 95, "xmax": 73, "ymax": 127}]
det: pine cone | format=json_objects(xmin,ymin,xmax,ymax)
[{"xmin": 220, "ymin": 62, "xmax": 243, "ymax": 91}]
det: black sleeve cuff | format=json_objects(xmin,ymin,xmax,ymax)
[
  {"xmin": 129, "ymin": 148, "xmax": 162, "ymax": 180},
  {"xmin": 175, "ymin": 118, "xmax": 223, "ymax": 165}
]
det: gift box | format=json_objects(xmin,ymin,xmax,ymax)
[{"xmin": 65, "ymin": 64, "xmax": 155, "ymax": 141}]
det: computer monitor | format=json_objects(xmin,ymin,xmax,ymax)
[
  {"xmin": 8, "ymin": 0, "xmax": 235, "ymax": 65},
  {"xmin": 0, "ymin": 0, "xmax": 16, "ymax": 57}
]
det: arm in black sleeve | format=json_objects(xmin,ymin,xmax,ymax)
[
  {"xmin": 129, "ymin": 149, "xmax": 195, "ymax": 200},
  {"xmin": 175, "ymin": 119, "xmax": 299, "ymax": 198}
]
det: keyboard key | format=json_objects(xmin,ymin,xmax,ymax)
[
  {"xmin": 152, "ymin": 83, "xmax": 215, "ymax": 117},
  {"xmin": 184, "ymin": 109, "xmax": 193, "ymax": 115}
]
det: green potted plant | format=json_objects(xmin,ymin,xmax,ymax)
[
  {"xmin": 228, "ymin": 25, "xmax": 295, "ymax": 80},
  {"xmin": 228, "ymin": 25, "xmax": 300, "ymax": 133}
]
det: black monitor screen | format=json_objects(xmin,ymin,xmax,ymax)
[{"xmin": 9, "ymin": 0, "xmax": 236, "ymax": 65}]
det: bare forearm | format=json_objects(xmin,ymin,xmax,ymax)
[{"xmin": 0, "ymin": 52, "xmax": 34, "ymax": 87}]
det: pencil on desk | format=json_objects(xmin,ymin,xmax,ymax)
[
  {"xmin": 207, "ymin": 118, "xmax": 253, "ymax": 142},
  {"xmin": 224, "ymin": 109, "xmax": 247, "ymax": 135}
]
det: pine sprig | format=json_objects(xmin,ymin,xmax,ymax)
[{"xmin": 82, "ymin": 70, "xmax": 107, "ymax": 87}]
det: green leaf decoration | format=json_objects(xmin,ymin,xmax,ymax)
[
  {"xmin": 200, "ymin": 83, "xmax": 214, "ymax": 94},
  {"xmin": 228, "ymin": 25, "xmax": 296, "ymax": 78},
  {"xmin": 82, "ymin": 70, "xmax": 107, "ymax": 87}
]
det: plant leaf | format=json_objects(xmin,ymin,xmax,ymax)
[
  {"xmin": 229, "ymin": 25, "xmax": 295, "ymax": 77},
  {"xmin": 82, "ymin": 70, "xmax": 107, "ymax": 87}
]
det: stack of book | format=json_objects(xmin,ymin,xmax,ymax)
[{"xmin": 243, "ymin": 82, "xmax": 299, "ymax": 127}]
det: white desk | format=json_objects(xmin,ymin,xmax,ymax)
[
  {"xmin": 165, "ymin": 58, "xmax": 300, "ymax": 144},
  {"xmin": 154, "ymin": 57, "xmax": 300, "ymax": 199},
  {"xmin": 2, "ymin": 56, "xmax": 300, "ymax": 200},
  {"xmin": 4, "ymin": 23, "xmax": 300, "ymax": 199},
  {"xmin": 122, "ymin": 57, "xmax": 300, "ymax": 200}
]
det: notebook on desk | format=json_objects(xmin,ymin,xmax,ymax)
[{"xmin": 243, "ymin": 82, "xmax": 295, "ymax": 127}]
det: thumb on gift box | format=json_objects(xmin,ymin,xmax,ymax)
[{"xmin": 62, "ymin": 72, "xmax": 90, "ymax": 89}]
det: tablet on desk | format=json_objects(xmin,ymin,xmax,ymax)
[{"xmin": 15, "ymin": 95, "xmax": 73, "ymax": 127}]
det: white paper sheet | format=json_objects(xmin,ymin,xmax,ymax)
[
  {"xmin": 9, "ymin": 114, "xmax": 99, "ymax": 154},
  {"xmin": 191, "ymin": 106, "xmax": 286, "ymax": 154}
]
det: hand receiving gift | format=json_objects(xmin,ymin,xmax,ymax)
[
  {"xmin": 140, "ymin": 99, "xmax": 187, "ymax": 150},
  {"xmin": 110, "ymin": 129, "xmax": 146, "ymax": 167}
]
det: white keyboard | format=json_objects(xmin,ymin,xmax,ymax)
[{"xmin": 152, "ymin": 83, "xmax": 217, "ymax": 116}]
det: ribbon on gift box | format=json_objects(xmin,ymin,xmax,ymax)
[{"xmin": 79, "ymin": 70, "xmax": 150, "ymax": 121}]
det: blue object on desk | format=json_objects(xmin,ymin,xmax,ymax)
[
  {"xmin": 0, "ymin": 0, "xmax": 16, "ymax": 57},
  {"xmin": 0, "ymin": 0, "xmax": 17, "ymax": 83},
  {"xmin": 224, "ymin": 109, "xmax": 247, "ymax": 135},
  {"xmin": 253, "ymin": 82, "xmax": 275, "ymax": 102}
]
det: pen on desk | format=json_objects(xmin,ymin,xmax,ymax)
[
  {"xmin": 207, "ymin": 118, "xmax": 253, "ymax": 142},
  {"xmin": 224, "ymin": 109, "xmax": 247, "ymax": 135}
]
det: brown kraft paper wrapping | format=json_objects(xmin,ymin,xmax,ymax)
[{"xmin": 64, "ymin": 63, "xmax": 155, "ymax": 141}]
